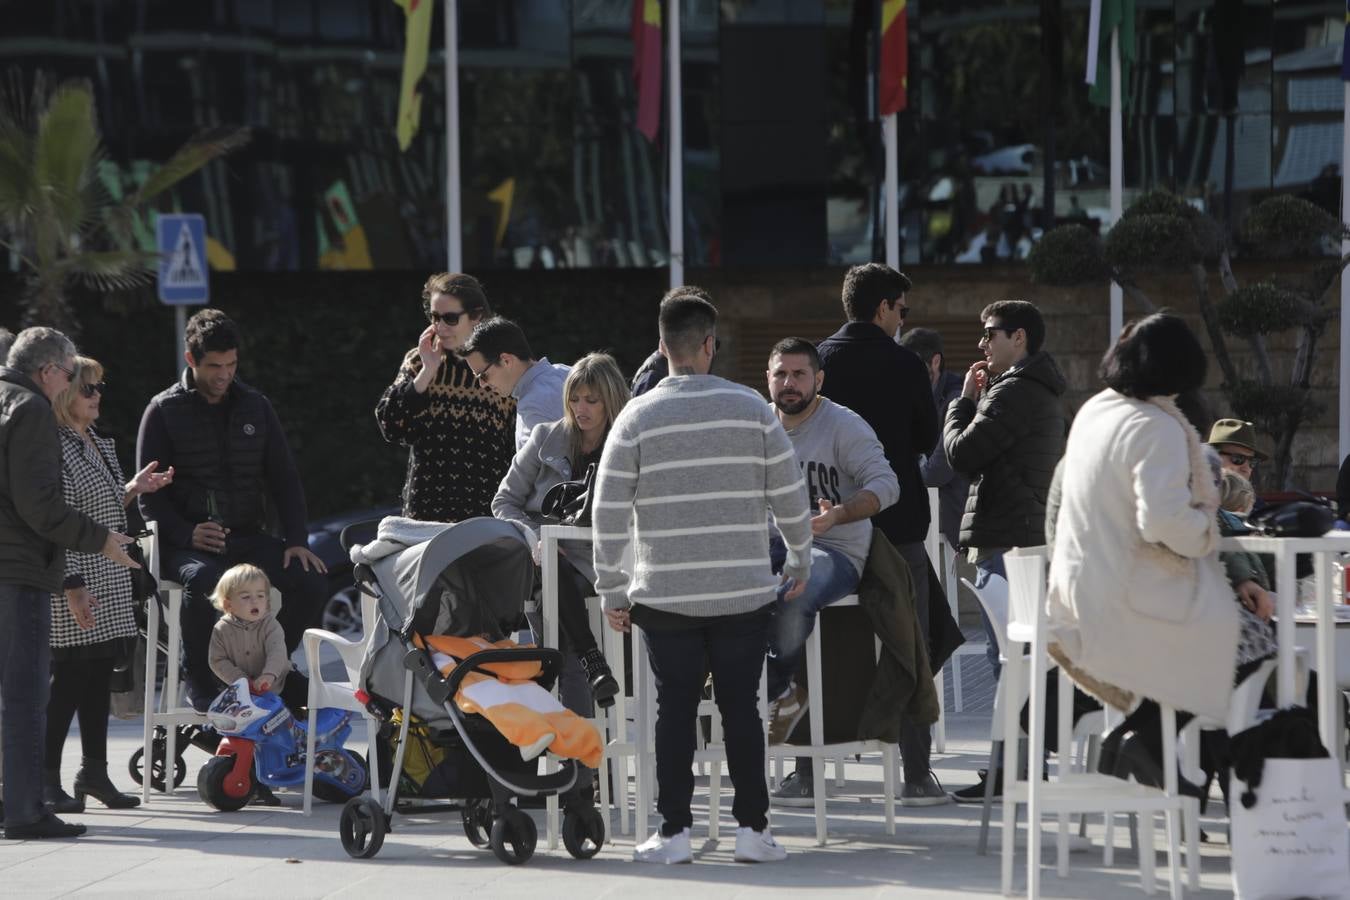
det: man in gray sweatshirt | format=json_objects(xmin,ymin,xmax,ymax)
[
  {"xmin": 594, "ymin": 294, "xmax": 811, "ymax": 865},
  {"xmin": 762, "ymin": 338, "xmax": 899, "ymax": 805}
]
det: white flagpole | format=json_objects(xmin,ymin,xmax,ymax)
[
  {"xmin": 668, "ymin": 0, "xmax": 684, "ymax": 289},
  {"xmin": 1339, "ymin": 79, "xmax": 1349, "ymax": 466},
  {"xmin": 884, "ymin": 113, "xmax": 899, "ymax": 268},
  {"xmin": 1109, "ymin": 27, "xmax": 1123, "ymax": 344},
  {"xmin": 444, "ymin": 0, "xmax": 462, "ymax": 272}
]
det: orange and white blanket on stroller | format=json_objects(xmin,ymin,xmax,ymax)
[{"xmin": 415, "ymin": 634, "xmax": 603, "ymax": 769}]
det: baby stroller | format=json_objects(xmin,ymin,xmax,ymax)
[{"xmin": 336, "ymin": 516, "xmax": 605, "ymax": 866}]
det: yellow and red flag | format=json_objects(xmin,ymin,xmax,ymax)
[
  {"xmin": 394, "ymin": 0, "xmax": 433, "ymax": 151},
  {"xmin": 631, "ymin": 0, "xmax": 662, "ymax": 142},
  {"xmin": 879, "ymin": 0, "xmax": 908, "ymax": 115}
]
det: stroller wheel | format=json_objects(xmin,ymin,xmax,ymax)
[
  {"xmin": 461, "ymin": 799, "xmax": 493, "ymax": 848},
  {"xmin": 340, "ymin": 797, "xmax": 388, "ymax": 859},
  {"xmin": 129, "ymin": 743, "xmax": 187, "ymax": 792},
  {"xmin": 489, "ymin": 807, "xmax": 537, "ymax": 866},
  {"xmin": 562, "ymin": 805, "xmax": 606, "ymax": 859}
]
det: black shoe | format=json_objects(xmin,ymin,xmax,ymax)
[
  {"xmin": 1113, "ymin": 734, "xmax": 1206, "ymax": 799},
  {"xmin": 579, "ymin": 648, "xmax": 619, "ymax": 709},
  {"xmin": 43, "ymin": 784, "xmax": 84, "ymax": 815},
  {"xmin": 74, "ymin": 766, "xmax": 141, "ymax": 810},
  {"xmin": 3, "ymin": 812, "xmax": 86, "ymax": 839},
  {"xmin": 953, "ymin": 769, "xmax": 1002, "ymax": 803},
  {"xmin": 250, "ymin": 782, "xmax": 281, "ymax": 807}
]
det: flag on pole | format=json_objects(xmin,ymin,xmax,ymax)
[
  {"xmin": 393, "ymin": 0, "xmax": 434, "ymax": 151},
  {"xmin": 631, "ymin": 0, "xmax": 662, "ymax": 142},
  {"xmin": 1085, "ymin": 0, "xmax": 1134, "ymax": 107},
  {"xmin": 879, "ymin": 0, "xmax": 909, "ymax": 115},
  {"xmin": 1342, "ymin": 0, "xmax": 1350, "ymax": 81}
]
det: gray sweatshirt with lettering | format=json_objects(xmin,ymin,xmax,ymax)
[
  {"xmin": 592, "ymin": 374, "xmax": 812, "ymax": 616},
  {"xmin": 782, "ymin": 397, "xmax": 899, "ymax": 573}
]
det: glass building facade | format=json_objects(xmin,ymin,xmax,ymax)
[{"xmin": 2, "ymin": 0, "xmax": 1345, "ymax": 273}]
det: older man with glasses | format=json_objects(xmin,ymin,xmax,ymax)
[
  {"xmin": 0, "ymin": 328, "xmax": 139, "ymax": 839},
  {"xmin": 376, "ymin": 272, "xmax": 517, "ymax": 523},
  {"xmin": 1206, "ymin": 419, "xmax": 1268, "ymax": 482}
]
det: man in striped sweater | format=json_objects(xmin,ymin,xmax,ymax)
[{"xmin": 594, "ymin": 293, "xmax": 812, "ymax": 865}]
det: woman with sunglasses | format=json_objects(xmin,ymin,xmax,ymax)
[
  {"xmin": 375, "ymin": 273, "xmax": 516, "ymax": 523},
  {"xmin": 43, "ymin": 357, "xmax": 174, "ymax": 813}
]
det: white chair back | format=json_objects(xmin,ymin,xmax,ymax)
[
  {"xmin": 962, "ymin": 575, "xmax": 1009, "ymax": 662},
  {"xmin": 1004, "ymin": 547, "xmax": 1048, "ymax": 646}
]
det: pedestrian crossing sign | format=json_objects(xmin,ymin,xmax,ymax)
[{"xmin": 157, "ymin": 213, "xmax": 209, "ymax": 305}]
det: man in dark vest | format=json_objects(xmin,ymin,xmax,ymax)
[{"xmin": 137, "ymin": 309, "xmax": 327, "ymax": 712}]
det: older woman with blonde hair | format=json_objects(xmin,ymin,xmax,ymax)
[
  {"xmin": 493, "ymin": 352, "xmax": 630, "ymax": 709},
  {"xmin": 44, "ymin": 357, "xmax": 173, "ymax": 813}
]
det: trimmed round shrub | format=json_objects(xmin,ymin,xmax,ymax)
[{"xmin": 1027, "ymin": 224, "xmax": 1109, "ymax": 286}]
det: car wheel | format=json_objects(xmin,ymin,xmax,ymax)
[{"xmin": 321, "ymin": 582, "xmax": 363, "ymax": 642}]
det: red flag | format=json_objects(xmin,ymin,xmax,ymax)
[
  {"xmin": 631, "ymin": 0, "xmax": 662, "ymax": 142},
  {"xmin": 879, "ymin": 0, "xmax": 908, "ymax": 115}
]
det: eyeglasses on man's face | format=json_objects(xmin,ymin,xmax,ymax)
[
  {"xmin": 50, "ymin": 362, "xmax": 75, "ymax": 382},
  {"xmin": 79, "ymin": 382, "xmax": 106, "ymax": 399},
  {"xmin": 980, "ymin": 325, "xmax": 1015, "ymax": 343},
  {"xmin": 470, "ymin": 358, "xmax": 499, "ymax": 381},
  {"xmin": 1223, "ymin": 452, "xmax": 1258, "ymax": 469}
]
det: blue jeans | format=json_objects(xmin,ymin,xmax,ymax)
[
  {"xmin": 643, "ymin": 610, "xmax": 771, "ymax": 835},
  {"xmin": 0, "ymin": 584, "xmax": 53, "ymax": 827},
  {"xmin": 974, "ymin": 550, "xmax": 1007, "ymax": 678},
  {"xmin": 766, "ymin": 541, "xmax": 860, "ymax": 701}
]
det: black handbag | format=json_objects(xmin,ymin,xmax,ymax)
[
  {"xmin": 540, "ymin": 463, "xmax": 597, "ymax": 528},
  {"xmin": 1248, "ymin": 495, "xmax": 1335, "ymax": 538}
]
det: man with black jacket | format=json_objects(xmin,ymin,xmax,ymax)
[
  {"xmin": 1, "ymin": 328, "xmax": 139, "ymax": 838},
  {"xmin": 810, "ymin": 263, "xmax": 949, "ymax": 807},
  {"xmin": 137, "ymin": 310, "xmax": 327, "ymax": 713},
  {"xmin": 943, "ymin": 299, "xmax": 1066, "ymax": 801}
]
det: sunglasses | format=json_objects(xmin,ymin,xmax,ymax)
[
  {"xmin": 1223, "ymin": 452, "xmax": 1258, "ymax": 468},
  {"xmin": 428, "ymin": 309, "xmax": 471, "ymax": 326},
  {"xmin": 79, "ymin": 382, "xmax": 106, "ymax": 399},
  {"xmin": 470, "ymin": 358, "xmax": 498, "ymax": 381},
  {"xmin": 981, "ymin": 326, "xmax": 1015, "ymax": 342},
  {"xmin": 898, "ymin": 306, "xmax": 909, "ymax": 319},
  {"xmin": 51, "ymin": 362, "xmax": 75, "ymax": 381}
]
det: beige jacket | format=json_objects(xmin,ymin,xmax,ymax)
[{"xmin": 208, "ymin": 613, "xmax": 290, "ymax": 693}]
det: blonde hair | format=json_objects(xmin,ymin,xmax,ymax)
[
  {"xmin": 53, "ymin": 356, "xmax": 103, "ymax": 430},
  {"xmin": 210, "ymin": 564, "xmax": 271, "ymax": 613},
  {"xmin": 1219, "ymin": 470, "xmax": 1256, "ymax": 516},
  {"xmin": 562, "ymin": 353, "xmax": 631, "ymax": 465}
]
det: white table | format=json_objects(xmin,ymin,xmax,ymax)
[{"xmin": 1219, "ymin": 534, "xmax": 1350, "ymax": 754}]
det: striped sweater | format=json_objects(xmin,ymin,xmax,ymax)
[{"xmin": 591, "ymin": 374, "xmax": 812, "ymax": 617}]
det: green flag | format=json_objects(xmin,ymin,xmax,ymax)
[{"xmin": 1086, "ymin": 0, "xmax": 1135, "ymax": 108}]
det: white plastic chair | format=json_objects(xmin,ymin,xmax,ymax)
[
  {"xmin": 139, "ymin": 520, "xmax": 208, "ymax": 803},
  {"xmin": 962, "ymin": 574, "xmax": 1105, "ymax": 855},
  {"xmin": 765, "ymin": 595, "xmax": 897, "ymax": 846},
  {"xmin": 1001, "ymin": 547, "xmax": 1187, "ymax": 899},
  {"xmin": 302, "ymin": 590, "xmax": 382, "ymax": 816}
]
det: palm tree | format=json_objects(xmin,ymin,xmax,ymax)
[{"xmin": 0, "ymin": 72, "xmax": 249, "ymax": 331}]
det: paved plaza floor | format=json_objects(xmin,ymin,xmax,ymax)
[{"xmin": 2, "ymin": 664, "xmax": 1241, "ymax": 899}]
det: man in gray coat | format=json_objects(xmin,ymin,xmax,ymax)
[{"xmin": 0, "ymin": 328, "xmax": 138, "ymax": 839}]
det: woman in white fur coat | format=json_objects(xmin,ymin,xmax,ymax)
[{"xmin": 1048, "ymin": 312, "xmax": 1239, "ymax": 792}]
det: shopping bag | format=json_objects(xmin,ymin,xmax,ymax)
[{"xmin": 1229, "ymin": 757, "xmax": 1350, "ymax": 900}]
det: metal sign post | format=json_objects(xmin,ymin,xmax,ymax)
[{"xmin": 156, "ymin": 213, "xmax": 209, "ymax": 376}]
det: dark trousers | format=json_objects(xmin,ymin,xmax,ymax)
[
  {"xmin": 46, "ymin": 655, "xmax": 114, "ymax": 771},
  {"xmin": 555, "ymin": 555, "xmax": 600, "ymax": 656},
  {"xmin": 643, "ymin": 610, "xmax": 771, "ymax": 836},
  {"xmin": 893, "ymin": 540, "xmax": 934, "ymax": 784},
  {"xmin": 167, "ymin": 532, "xmax": 327, "ymax": 706},
  {"xmin": 0, "ymin": 584, "xmax": 53, "ymax": 827}
]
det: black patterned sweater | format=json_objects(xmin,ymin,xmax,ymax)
[{"xmin": 375, "ymin": 349, "xmax": 516, "ymax": 523}]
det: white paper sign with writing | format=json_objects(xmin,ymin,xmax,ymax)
[{"xmin": 1230, "ymin": 757, "xmax": 1350, "ymax": 900}]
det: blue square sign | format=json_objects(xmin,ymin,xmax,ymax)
[{"xmin": 157, "ymin": 213, "xmax": 209, "ymax": 305}]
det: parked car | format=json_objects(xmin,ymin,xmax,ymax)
[{"xmin": 307, "ymin": 505, "xmax": 399, "ymax": 641}]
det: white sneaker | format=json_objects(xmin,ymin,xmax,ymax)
[
  {"xmin": 734, "ymin": 826, "xmax": 788, "ymax": 862},
  {"xmin": 633, "ymin": 828, "xmax": 693, "ymax": 864}
]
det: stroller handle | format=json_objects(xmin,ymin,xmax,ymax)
[{"xmin": 403, "ymin": 645, "xmax": 564, "ymax": 707}]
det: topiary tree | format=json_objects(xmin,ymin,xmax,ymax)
[{"xmin": 1028, "ymin": 190, "xmax": 1347, "ymax": 488}]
